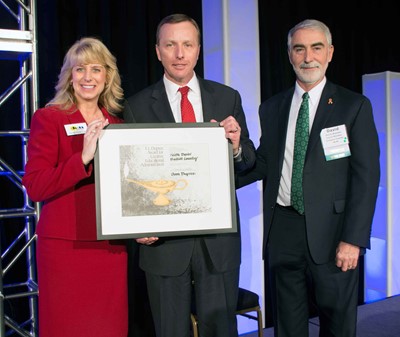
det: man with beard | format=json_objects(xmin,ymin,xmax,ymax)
[{"xmin": 238, "ymin": 19, "xmax": 380, "ymax": 337}]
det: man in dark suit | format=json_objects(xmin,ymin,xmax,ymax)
[
  {"xmin": 238, "ymin": 19, "xmax": 380, "ymax": 337},
  {"xmin": 123, "ymin": 13, "xmax": 255, "ymax": 337}
]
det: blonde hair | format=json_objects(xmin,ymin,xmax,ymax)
[{"xmin": 47, "ymin": 37, "xmax": 123, "ymax": 115}]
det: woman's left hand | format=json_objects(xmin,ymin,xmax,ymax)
[{"xmin": 82, "ymin": 118, "xmax": 109, "ymax": 165}]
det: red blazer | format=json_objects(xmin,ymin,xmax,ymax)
[{"xmin": 23, "ymin": 105, "xmax": 123, "ymax": 240}]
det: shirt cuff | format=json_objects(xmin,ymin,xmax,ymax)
[{"xmin": 233, "ymin": 145, "xmax": 242, "ymax": 161}]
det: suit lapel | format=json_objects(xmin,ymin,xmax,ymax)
[
  {"xmin": 307, "ymin": 82, "xmax": 337, "ymax": 156},
  {"xmin": 198, "ymin": 78, "xmax": 215, "ymax": 122},
  {"xmin": 151, "ymin": 80, "xmax": 176, "ymax": 122},
  {"xmin": 278, "ymin": 89, "xmax": 294, "ymax": 172}
]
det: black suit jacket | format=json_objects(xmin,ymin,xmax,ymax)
[
  {"xmin": 238, "ymin": 80, "xmax": 380, "ymax": 264},
  {"xmin": 124, "ymin": 77, "xmax": 256, "ymax": 276}
]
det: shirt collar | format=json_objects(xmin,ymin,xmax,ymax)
[
  {"xmin": 163, "ymin": 72, "xmax": 200, "ymax": 98},
  {"xmin": 294, "ymin": 77, "xmax": 326, "ymax": 106}
]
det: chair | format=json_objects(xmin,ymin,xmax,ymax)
[{"xmin": 190, "ymin": 287, "xmax": 263, "ymax": 337}]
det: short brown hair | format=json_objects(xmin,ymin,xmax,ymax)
[{"xmin": 156, "ymin": 13, "xmax": 201, "ymax": 45}]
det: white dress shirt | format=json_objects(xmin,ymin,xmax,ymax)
[
  {"xmin": 163, "ymin": 73, "xmax": 204, "ymax": 123},
  {"xmin": 277, "ymin": 77, "xmax": 326, "ymax": 206}
]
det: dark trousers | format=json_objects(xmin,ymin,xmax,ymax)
[
  {"xmin": 145, "ymin": 238, "xmax": 239, "ymax": 337},
  {"xmin": 127, "ymin": 240, "xmax": 156, "ymax": 337},
  {"xmin": 268, "ymin": 205, "xmax": 359, "ymax": 337}
]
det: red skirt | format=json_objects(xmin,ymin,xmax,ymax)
[{"xmin": 36, "ymin": 236, "xmax": 128, "ymax": 337}]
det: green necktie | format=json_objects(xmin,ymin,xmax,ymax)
[{"xmin": 291, "ymin": 92, "xmax": 309, "ymax": 214}]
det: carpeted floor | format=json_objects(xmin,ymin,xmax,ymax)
[{"xmin": 242, "ymin": 294, "xmax": 400, "ymax": 337}]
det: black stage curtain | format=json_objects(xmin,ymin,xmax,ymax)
[
  {"xmin": 258, "ymin": 0, "xmax": 400, "ymax": 100},
  {"xmin": 37, "ymin": 0, "xmax": 204, "ymax": 104}
]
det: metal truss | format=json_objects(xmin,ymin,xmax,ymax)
[{"xmin": 0, "ymin": 0, "xmax": 39, "ymax": 336}]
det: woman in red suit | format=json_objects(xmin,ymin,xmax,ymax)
[{"xmin": 22, "ymin": 37, "xmax": 128, "ymax": 337}]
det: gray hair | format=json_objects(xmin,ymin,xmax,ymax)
[{"xmin": 287, "ymin": 19, "xmax": 332, "ymax": 50}]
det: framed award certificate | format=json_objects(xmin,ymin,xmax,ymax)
[{"xmin": 94, "ymin": 122, "xmax": 237, "ymax": 239}]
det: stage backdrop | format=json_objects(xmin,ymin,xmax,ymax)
[{"xmin": 2, "ymin": 0, "xmax": 400, "ymax": 335}]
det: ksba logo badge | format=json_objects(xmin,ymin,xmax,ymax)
[
  {"xmin": 64, "ymin": 122, "xmax": 87, "ymax": 136},
  {"xmin": 69, "ymin": 125, "xmax": 85, "ymax": 131}
]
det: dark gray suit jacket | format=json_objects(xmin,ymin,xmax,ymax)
[
  {"xmin": 123, "ymin": 77, "xmax": 256, "ymax": 276},
  {"xmin": 238, "ymin": 80, "xmax": 380, "ymax": 264}
]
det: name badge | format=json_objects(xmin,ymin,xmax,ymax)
[
  {"xmin": 320, "ymin": 124, "xmax": 351, "ymax": 161},
  {"xmin": 64, "ymin": 123, "xmax": 87, "ymax": 136}
]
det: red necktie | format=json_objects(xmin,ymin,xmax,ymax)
[{"xmin": 179, "ymin": 86, "xmax": 196, "ymax": 123}]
